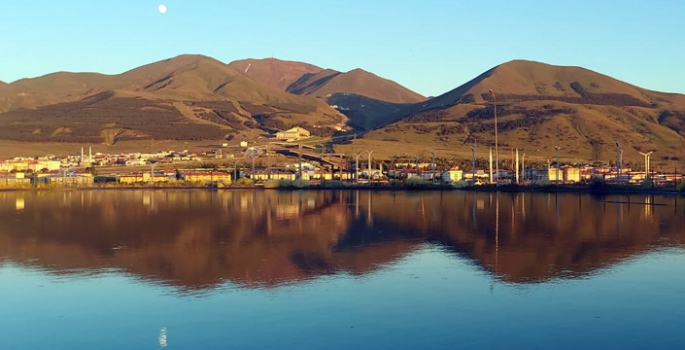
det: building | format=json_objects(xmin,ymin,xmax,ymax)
[
  {"xmin": 184, "ymin": 171, "xmax": 232, "ymax": 183},
  {"xmin": 563, "ymin": 167, "xmax": 581, "ymax": 183},
  {"xmin": 28, "ymin": 160, "xmax": 61, "ymax": 172},
  {"xmin": 0, "ymin": 173, "xmax": 31, "ymax": 187},
  {"xmin": 275, "ymin": 127, "xmax": 311, "ymax": 141},
  {"xmin": 442, "ymin": 169, "xmax": 464, "ymax": 183},
  {"xmin": 251, "ymin": 172, "xmax": 297, "ymax": 181},
  {"xmin": 118, "ymin": 173, "xmax": 173, "ymax": 184}
]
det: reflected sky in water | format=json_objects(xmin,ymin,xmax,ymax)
[{"xmin": 1, "ymin": 190, "xmax": 684, "ymax": 349}]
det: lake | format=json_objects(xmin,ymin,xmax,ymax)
[{"xmin": 1, "ymin": 190, "xmax": 684, "ymax": 349}]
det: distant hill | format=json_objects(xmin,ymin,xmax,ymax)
[
  {"xmin": 227, "ymin": 58, "xmax": 323, "ymax": 91},
  {"xmin": 0, "ymin": 55, "xmax": 347, "ymax": 144},
  {"xmin": 365, "ymin": 60, "xmax": 685, "ymax": 164},
  {"xmin": 287, "ymin": 68, "xmax": 425, "ymax": 104},
  {"xmin": 227, "ymin": 59, "xmax": 426, "ymax": 129},
  {"xmin": 284, "ymin": 67, "xmax": 425, "ymax": 131}
]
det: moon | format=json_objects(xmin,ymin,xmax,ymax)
[{"xmin": 158, "ymin": 4, "xmax": 168, "ymax": 14}]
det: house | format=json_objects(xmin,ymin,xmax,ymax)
[
  {"xmin": 276, "ymin": 127, "xmax": 311, "ymax": 141},
  {"xmin": 442, "ymin": 169, "xmax": 464, "ymax": 183}
]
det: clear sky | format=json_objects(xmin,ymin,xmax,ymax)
[{"xmin": 1, "ymin": 0, "xmax": 684, "ymax": 97}]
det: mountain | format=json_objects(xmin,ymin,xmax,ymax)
[
  {"xmin": 226, "ymin": 58, "xmax": 426, "ymax": 129},
  {"xmin": 227, "ymin": 58, "xmax": 323, "ymax": 91},
  {"xmin": 287, "ymin": 68, "xmax": 425, "ymax": 104},
  {"xmin": 364, "ymin": 60, "xmax": 685, "ymax": 164},
  {"xmin": 0, "ymin": 55, "xmax": 347, "ymax": 144},
  {"xmin": 283, "ymin": 67, "xmax": 425, "ymax": 131}
]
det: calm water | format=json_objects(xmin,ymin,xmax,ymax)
[{"xmin": 1, "ymin": 190, "xmax": 684, "ymax": 349}]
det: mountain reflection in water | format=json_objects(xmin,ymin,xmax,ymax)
[{"xmin": 0, "ymin": 190, "xmax": 683, "ymax": 289}]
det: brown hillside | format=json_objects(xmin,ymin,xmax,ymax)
[
  {"xmin": 0, "ymin": 55, "xmax": 348, "ymax": 144},
  {"xmin": 359, "ymin": 60, "xmax": 685, "ymax": 165},
  {"xmin": 417, "ymin": 60, "xmax": 685, "ymax": 111},
  {"xmin": 228, "ymin": 58, "xmax": 323, "ymax": 91}
]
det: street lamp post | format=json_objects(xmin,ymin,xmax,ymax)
[
  {"xmin": 366, "ymin": 150, "xmax": 374, "ymax": 183},
  {"xmin": 470, "ymin": 147, "xmax": 477, "ymax": 184},
  {"xmin": 415, "ymin": 156, "xmax": 420, "ymax": 177},
  {"xmin": 616, "ymin": 142, "xmax": 621, "ymax": 183},
  {"xmin": 521, "ymin": 153, "xmax": 526, "ymax": 183},
  {"xmin": 233, "ymin": 158, "xmax": 240, "ymax": 182},
  {"xmin": 515, "ymin": 148, "xmax": 520, "ymax": 185},
  {"xmin": 620, "ymin": 149, "xmax": 624, "ymax": 184},
  {"xmin": 490, "ymin": 89, "xmax": 499, "ymax": 186},
  {"xmin": 555, "ymin": 146, "xmax": 561, "ymax": 185},
  {"xmin": 355, "ymin": 153, "xmax": 362, "ymax": 185},
  {"xmin": 150, "ymin": 161, "xmax": 156, "ymax": 184},
  {"xmin": 431, "ymin": 150, "xmax": 437, "ymax": 185}
]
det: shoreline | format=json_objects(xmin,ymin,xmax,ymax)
[{"xmin": 1, "ymin": 184, "xmax": 683, "ymax": 196}]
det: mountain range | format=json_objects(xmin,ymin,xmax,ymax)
[{"xmin": 1, "ymin": 55, "xmax": 684, "ymax": 163}]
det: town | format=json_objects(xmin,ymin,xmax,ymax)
[{"xmin": 0, "ymin": 127, "xmax": 683, "ymax": 190}]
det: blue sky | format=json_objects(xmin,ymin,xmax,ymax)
[{"xmin": 1, "ymin": 0, "xmax": 684, "ymax": 97}]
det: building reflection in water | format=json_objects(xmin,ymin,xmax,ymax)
[{"xmin": 0, "ymin": 190, "xmax": 683, "ymax": 290}]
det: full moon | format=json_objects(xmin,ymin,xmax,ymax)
[{"xmin": 158, "ymin": 4, "xmax": 167, "ymax": 14}]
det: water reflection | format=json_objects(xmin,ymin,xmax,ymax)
[{"xmin": 0, "ymin": 190, "xmax": 683, "ymax": 289}]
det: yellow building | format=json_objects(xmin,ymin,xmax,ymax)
[
  {"xmin": 275, "ymin": 127, "xmax": 311, "ymax": 141},
  {"xmin": 28, "ymin": 160, "xmax": 61, "ymax": 172},
  {"xmin": 49, "ymin": 175, "xmax": 94, "ymax": 186},
  {"xmin": 119, "ymin": 174, "xmax": 146, "ymax": 184},
  {"xmin": 184, "ymin": 172, "xmax": 232, "ymax": 183},
  {"xmin": 548, "ymin": 168, "xmax": 562, "ymax": 182},
  {"xmin": 252, "ymin": 173, "xmax": 296, "ymax": 181},
  {"xmin": 563, "ymin": 167, "xmax": 581, "ymax": 183},
  {"xmin": 442, "ymin": 169, "xmax": 464, "ymax": 183}
]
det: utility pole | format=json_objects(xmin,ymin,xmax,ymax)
[
  {"xmin": 366, "ymin": 150, "xmax": 374, "ymax": 183},
  {"xmin": 266, "ymin": 143, "xmax": 271, "ymax": 180},
  {"xmin": 355, "ymin": 153, "xmax": 362, "ymax": 185},
  {"xmin": 489, "ymin": 148, "xmax": 493, "ymax": 184},
  {"xmin": 298, "ymin": 143, "xmax": 303, "ymax": 180},
  {"xmin": 515, "ymin": 148, "xmax": 520, "ymax": 185},
  {"xmin": 521, "ymin": 153, "xmax": 526, "ymax": 183},
  {"xmin": 616, "ymin": 142, "xmax": 621, "ymax": 183},
  {"xmin": 470, "ymin": 146, "xmax": 477, "ymax": 184},
  {"xmin": 233, "ymin": 158, "xmax": 239, "ymax": 182},
  {"xmin": 555, "ymin": 146, "xmax": 561, "ymax": 185},
  {"xmin": 490, "ymin": 89, "xmax": 499, "ymax": 186},
  {"xmin": 431, "ymin": 150, "xmax": 437, "ymax": 184}
]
